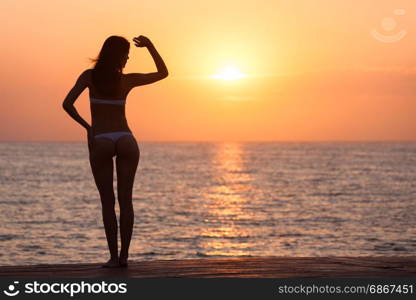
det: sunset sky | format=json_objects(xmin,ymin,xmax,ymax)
[{"xmin": 1, "ymin": 0, "xmax": 415, "ymax": 142}]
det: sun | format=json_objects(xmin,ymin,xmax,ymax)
[{"xmin": 211, "ymin": 66, "xmax": 246, "ymax": 80}]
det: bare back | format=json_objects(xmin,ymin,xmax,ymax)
[{"xmin": 86, "ymin": 70, "xmax": 133, "ymax": 135}]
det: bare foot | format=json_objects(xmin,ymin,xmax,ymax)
[
  {"xmin": 102, "ymin": 258, "xmax": 120, "ymax": 268},
  {"xmin": 119, "ymin": 256, "xmax": 128, "ymax": 268}
]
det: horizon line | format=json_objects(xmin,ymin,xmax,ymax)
[{"xmin": 1, "ymin": 140, "xmax": 416, "ymax": 143}]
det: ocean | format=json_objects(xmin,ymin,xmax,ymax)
[{"xmin": 0, "ymin": 142, "xmax": 415, "ymax": 266}]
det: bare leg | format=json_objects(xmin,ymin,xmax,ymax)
[
  {"xmin": 115, "ymin": 135, "xmax": 140, "ymax": 266},
  {"xmin": 89, "ymin": 138, "xmax": 119, "ymax": 267}
]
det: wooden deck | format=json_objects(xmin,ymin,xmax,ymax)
[{"xmin": 0, "ymin": 257, "xmax": 415, "ymax": 278}]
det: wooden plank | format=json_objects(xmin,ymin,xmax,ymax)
[{"xmin": 0, "ymin": 257, "xmax": 415, "ymax": 278}]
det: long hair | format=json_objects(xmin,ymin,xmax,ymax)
[{"xmin": 91, "ymin": 36, "xmax": 130, "ymax": 97}]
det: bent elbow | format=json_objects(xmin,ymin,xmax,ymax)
[
  {"xmin": 162, "ymin": 70, "xmax": 169, "ymax": 78},
  {"xmin": 62, "ymin": 102, "xmax": 71, "ymax": 111}
]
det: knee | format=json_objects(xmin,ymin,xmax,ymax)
[
  {"xmin": 98, "ymin": 188, "xmax": 116, "ymax": 200},
  {"xmin": 117, "ymin": 190, "xmax": 132, "ymax": 202},
  {"xmin": 119, "ymin": 202, "xmax": 134, "ymax": 215}
]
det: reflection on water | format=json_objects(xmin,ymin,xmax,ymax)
[{"xmin": 200, "ymin": 143, "xmax": 254, "ymax": 256}]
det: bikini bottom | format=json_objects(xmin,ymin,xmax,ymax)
[{"xmin": 94, "ymin": 131, "xmax": 133, "ymax": 143}]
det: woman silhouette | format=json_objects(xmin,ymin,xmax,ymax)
[{"xmin": 62, "ymin": 35, "xmax": 168, "ymax": 267}]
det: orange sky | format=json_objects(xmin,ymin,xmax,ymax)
[{"xmin": 1, "ymin": 0, "xmax": 415, "ymax": 142}]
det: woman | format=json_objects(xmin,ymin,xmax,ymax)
[{"xmin": 62, "ymin": 35, "xmax": 168, "ymax": 267}]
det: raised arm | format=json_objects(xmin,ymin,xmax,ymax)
[
  {"xmin": 125, "ymin": 35, "xmax": 168, "ymax": 89},
  {"xmin": 62, "ymin": 70, "xmax": 91, "ymax": 131}
]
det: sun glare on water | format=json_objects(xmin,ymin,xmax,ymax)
[{"xmin": 211, "ymin": 66, "xmax": 246, "ymax": 80}]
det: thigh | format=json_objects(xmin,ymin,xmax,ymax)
[
  {"xmin": 115, "ymin": 135, "xmax": 140, "ymax": 201},
  {"xmin": 89, "ymin": 138, "xmax": 116, "ymax": 197}
]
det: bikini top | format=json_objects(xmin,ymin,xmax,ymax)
[{"xmin": 90, "ymin": 97, "xmax": 126, "ymax": 105}]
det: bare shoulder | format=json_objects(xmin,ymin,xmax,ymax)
[{"xmin": 80, "ymin": 69, "xmax": 93, "ymax": 82}]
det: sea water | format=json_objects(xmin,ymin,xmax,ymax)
[{"xmin": 0, "ymin": 142, "xmax": 415, "ymax": 266}]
